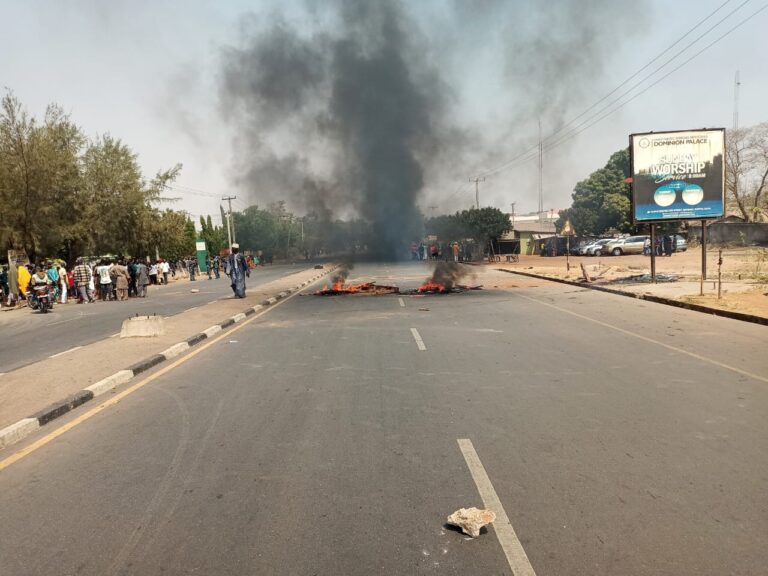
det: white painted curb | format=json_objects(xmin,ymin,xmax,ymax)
[
  {"xmin": 232, "ymin": 312, "xmax": 247, "ymax": 323},
  {"xmin": 85, "ymin": 370, "xmax": 134, "ymax": 397},
  {"xmin": 203, "ymin": 325, "xmax": 222, "ymax": 338},
  {"xmin": 0, "ymin": 418, "xmax": 40, "ymax": 449},
  {"xmin": 161, "ymin": 342, "xmax": 190, "ymax": 359}
]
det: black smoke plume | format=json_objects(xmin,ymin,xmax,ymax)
[
  {"xmin": 219, "ymin": 0, "xmax": 649, "ymax": 257},
  {"xmin": 220, "ymin": 1, "xmax": 444, "ymax": 260}
]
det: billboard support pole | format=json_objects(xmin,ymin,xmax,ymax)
[
  {"xmin": 650, "ymin": 224, "xmax": 657, "ymax": 283},
  {"xmin": 700, "ymin": 219, "xmax": 707, "ymax": 295}
]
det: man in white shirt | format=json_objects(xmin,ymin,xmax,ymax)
[
  {"xmin": 160, "ymin": 260, "xmax": 170, "ymax": 284},
  {"xmin": 96, "ymin": 261, "xmax": 112, "ymax": 301}
]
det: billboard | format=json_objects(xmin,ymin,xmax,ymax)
[{"xmin": 630, "ymin": 128, "xmax": 725, "ymax": 222}]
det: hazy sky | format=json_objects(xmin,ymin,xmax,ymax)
[{"xmin": 2, "ymin": 0, "xmax": 766, "ymax": 224}]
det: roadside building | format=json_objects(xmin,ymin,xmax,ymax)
[{"xmin": 500, "ymin": 220, "xmax": 557, "ymax": 255}]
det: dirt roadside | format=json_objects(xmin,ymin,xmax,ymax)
[
  {"xmin": 0, "ymin": 266, "xmax": 333, "ymax": 430},
  {"xmin": 491, "ymin": 246, "xmax": 768, "ymax": 319}
]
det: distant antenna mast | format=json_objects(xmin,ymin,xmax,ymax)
[
  {"xmin": 538, "ymin": 119, "xmax": 544, "ymax": 223},
  {"xmin": 733, "ymin": 70, "xmax": 741, "ymax": 131}
]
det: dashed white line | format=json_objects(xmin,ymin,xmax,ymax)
[
  {"xmin": 49, "ymin": 346, "xmax": 83, "ymax": 359},
  {"xmin": 410, "ymin": 327, "xmax": 426, "ymax": 351},
  {"xmin": 109, "ymin": 333, "xmax": 119, "ymax": 338},
  {"xmin": 185, "ymin": 306, "xmax": 199, "ymax": 312},
  {"xmin": 398, "ymin": 297, "xmax": 405, "ymax": 307},
  {"xmin": 457, "ymin": 439, "xmax": 537, "ymax": 576}
]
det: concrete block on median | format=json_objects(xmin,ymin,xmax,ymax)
[
  {"xmin": 0, "ymin": 418, "xmax": 40, "ymax": 450},
  {"xmin": 85, "ymin": 370, "xmax": 134, "ymax": 397},
  {"xmin": 120, "ymin": 315, "xmax": 166, "ymax": 338},
  {"xmin": 232, "ymin": 312, "xmax": 247, "ymax": 323}
]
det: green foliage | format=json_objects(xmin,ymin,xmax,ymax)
[
  {"xmin": 556, "ymin": 148, "xmax": 633, "ymax": 235},
  {"xmin": 0, "ymin": 90, "xmax": 188, "ymax": 263},
  {"xmin": 425, "ymin": 208, "xmax": 510, "ymax": 246},
  {"xmin": 459, "ymin": 207, "xmax": 511, "ymax": 244}
]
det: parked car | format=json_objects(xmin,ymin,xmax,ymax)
[
  {"xmin": 583, "ymin": 238, "xmax": 612, "ymax": 256},
  {"xmin": 602, "ymin": 235, "xmax": 648, "ymax": 256},
  {"xmin": 674, "ymin": 234, "xmax": 687, "ymax": 252}
]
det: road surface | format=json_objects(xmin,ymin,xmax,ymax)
[
  {"xmin": 1, "ymin": 262, "xmax": 766, "ymax": 575},
  {"xmin": 0, "ymin": 264, "xmax": 305, "ymax": 373}
]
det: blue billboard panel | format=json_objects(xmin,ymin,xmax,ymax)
[{"xmin": 630, "ymin": 129, "xmax": 725, "ymax": 222}]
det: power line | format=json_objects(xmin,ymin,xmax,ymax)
[
  {"xmin": 475, "ymin": 0, "xmax": 755, "ymax": 178},
  {"xmin": 543, "ymin": 2, "xmax": 768, "ymax": 152},
  {"xmin": 540, "ymin": 0, "xmax": 755, "ymax": 150},
  {"xmin": 473, "ymin": 0, "xmax": 767, "ymax": 179},
  {"xmin": 540, "ymin": 0, "xmax": 740, "ymax": 147}
]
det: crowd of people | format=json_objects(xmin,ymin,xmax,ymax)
[
  {"xmin": 1, "ymin": 248, "xmax": 270, "ymax": 308},
  {"xmin": 410, "ymin": 241, "xmax": 473, "ymax": 262},
  {"xmin": 0, "ymin": 255, "xmax": 227, "ymax": 307}
]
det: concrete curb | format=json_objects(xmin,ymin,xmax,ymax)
[
  {"xmin": 0, "ymin": 265, "xmax": 338, "ymax": 451},
  {"xmin": 497, "ymin": 268, "xmax": 768, "ymax": 327}
]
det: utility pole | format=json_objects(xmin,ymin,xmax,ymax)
[
  {"xmin": 538, "ymin": 119, "xmax": 544, "ymax": 224},
  {"xmin": 510, "ymin": 202, "xmax": 516, "ymax": 227},
  {"xmin": 222, "ymin": 196, "xmax": 237, "ymax": 246},
  {"xmin": 733, "ymin": 70, "xmax": 741, "ymax": 131},
  {"xmin": 469, "ymin": 177, "xmax": 485, "ymax": 209}
]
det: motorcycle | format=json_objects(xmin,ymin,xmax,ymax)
[{"xmin": 28, "ymin": 283, "xmax": 54, "ymax": 313}]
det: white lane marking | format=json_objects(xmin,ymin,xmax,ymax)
[
  {"xmin": 519, "ymin": 294, "xmax": 768, "ymax": 384},
  {"xmin": 457, "ymin": 439, "xmax": 537, "ymax": 576},
  {"xmin": 398, "ymin": 297, "xmax": 405, "ymax": 307},
  {"xmin": 110, "ymin": 333, "xmax": 119, "ymax": 338},
  {"xmin": 0, "ymin": 373, "xmax": 5, "ymax": 378},
  {"xmin": 49, "ymin": 346, "xmax": 83, "ymax": 359},
  {"xmin": 410, "ymin": 328, "xmax": 427, "ymax": 351},
  {"xmin": 185, "ymin": 306, "xmax": 199, "ymax": 312}
]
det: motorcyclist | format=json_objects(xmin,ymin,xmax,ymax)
[{"xmin": 28, "ymin": 265, "xmax": 53, "ymax": 307}]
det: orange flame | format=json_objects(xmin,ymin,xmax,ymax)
[{"xmin": 417, "ymin": 281, "xmax": 447, "ymax": 293}]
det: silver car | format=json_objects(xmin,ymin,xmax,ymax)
[
  {"xmin": 583, "ymin": 238, "xmax": 612, "ymax": 256},
  {"xmin": 601, "ymin": 235, "xmax": 648, "ymax": 256}
]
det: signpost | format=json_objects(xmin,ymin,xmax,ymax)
[
  {"xmin": 630, "ymin": 128, "xmax": 725, "ymax": 283},
  {"xmin": 561, "ymin": 220, "xmax": 575, "ymax": 272},
  {"xmin": 195, "ymin": 240, "xmax": 208, "ymax": 274}
]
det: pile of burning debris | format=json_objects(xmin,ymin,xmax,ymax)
[{"xmin": 314, "ymin": 262, "xmax": 482, "ymax": 296}]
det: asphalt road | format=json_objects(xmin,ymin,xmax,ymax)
[
  {"xmin": 1, "ymin": 262, "xmax": 766, "ymax": 575},
  {"xmin": 0, "ymin": 264, "xmax": 305, "ymax": 373}
]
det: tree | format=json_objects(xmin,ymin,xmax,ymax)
[
  {"xmin": 557, "ymin": 148, "xmax": 632, "ymax": 235},
  {"xmin": 726, "ymin": 123, "xmax": 768, "ymax": 222},
  {"xmin": 0, "ymin": 92, "xmax": 84, "ymax": 260},
  {"xmin": 459, "ymin": 207, "xmax": 511, "ymax": 250}
]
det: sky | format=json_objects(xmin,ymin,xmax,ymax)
[{"xmin": 2, "ymin": 0, "xmax": 766, "ymax": 225}]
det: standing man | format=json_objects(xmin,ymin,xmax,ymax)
[
  {"xmin": 73, "ymin": 258, "xmax": 93, "ymax": 303},
  {"xmin": 127, "ymin": 258, "xmax": 138, "ymax": 297},
  {"xmin": 224, "ymin": 244, "xmax": 249, "ymax": 298},
  {"xmin": 213, "ymin": 255, "xmax": 220, "ymax": 279},
  {"xmin": 160, "ymin": 259, "xmax": 170, "ymax": 285},
  {"xmin": 57, "ymin": 262, "xmax": 68, "ymax": 304},
  {"xmin": 96, "ymin": 260, "xmax": 112, "ymax": 301},
  {"xmin": 136, "ymin": 260, "xmax": 149, "ymax": 298},
  {"xmin": 113, "ymin": 260, "xmax": 130, "ymax": 301}
]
